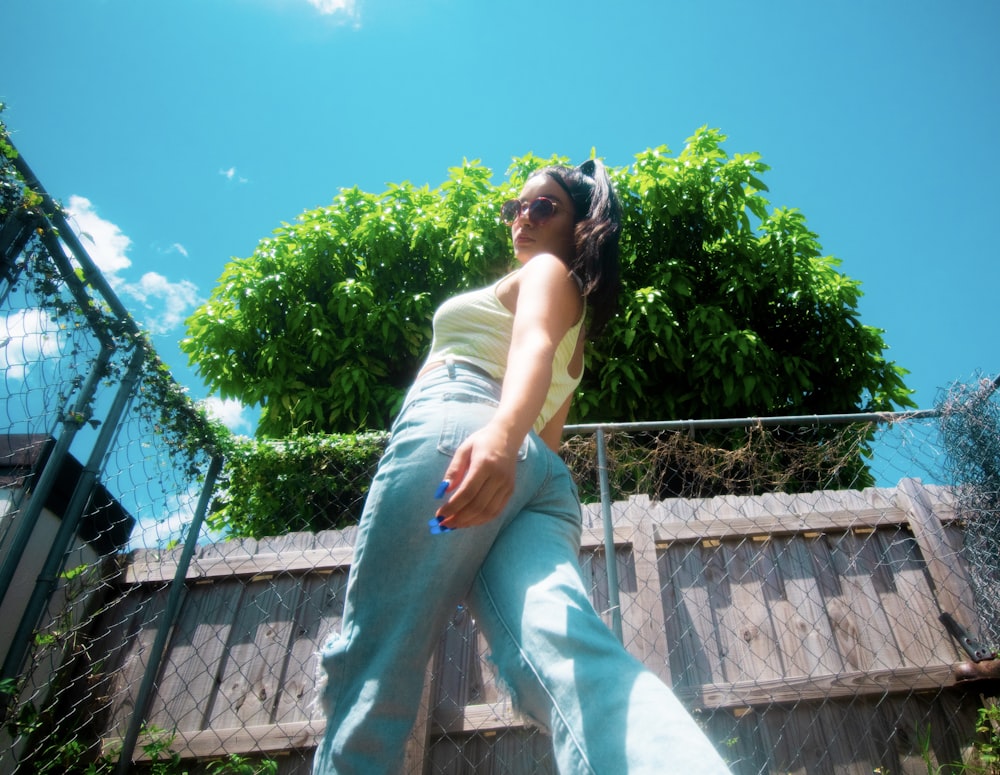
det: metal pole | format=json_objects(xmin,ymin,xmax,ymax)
[
  {"xmin": 566, "ymin": 408, "xmax": 942, "ymax": 436},
  {"xmin": 114, "ymin": 454, "xmax": 223, "ymax": 775},
  {"xmin": 10, "ymin": 150, "xmax": 139, "ymax": 331},
  {"xmin": 596, "ymin": 427, "xmax": 623, "ymax": 643},
  {"xmin": 0, "ymin": 345, "xmax": 144, "ymax": 687},
  {"xmin": 0, "ymin": 346, "xmax": 112, "ymax": 607}
]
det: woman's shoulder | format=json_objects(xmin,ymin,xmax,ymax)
[
  {"xmin": 518, "ymin": 252, "xmax": 579, "ymax": 285},
  {"xmin": 512, "ymin": 254, "xmax": 584, "ymax": 322},
  {"xmin": 516, "ymin": 256, "xmax": 584, "ymax": 310}
]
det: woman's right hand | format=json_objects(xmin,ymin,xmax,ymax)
[{"xmin": 433, "ymin": 421, "xmax": 521, "ymax": 529}]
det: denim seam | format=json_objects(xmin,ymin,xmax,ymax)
[
  {"xmin": 474, "ymin": 569, "xmax": 599, "ymax": 775},
  {"xmin": 317, "ymin": 456, "xmax": 393, "ymax": 727}
]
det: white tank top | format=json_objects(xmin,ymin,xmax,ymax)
[{"xmin": 423, "ymin": 271, "xmax": 585, "ymax": 432}]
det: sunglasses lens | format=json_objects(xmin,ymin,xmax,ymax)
[
  {"xmin": 501, "ymin": 199, "xmax": 521, "ymax": 223},
  {"xmin": 529, "ymin": 197, "xmax": 556, "ymax": 222}
]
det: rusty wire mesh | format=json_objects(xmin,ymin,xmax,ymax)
[
  {"xmin": 2, "ymin": 143, "xmax": 999, "ymax": 775},
  {"xmin": 938, "ymin": 375, "xmax": 1000, "ymax": 654}
]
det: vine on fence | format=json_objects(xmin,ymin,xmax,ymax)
[{"xmin": 1, "ymin": 109, "xmax": 231, "ymax": 475}]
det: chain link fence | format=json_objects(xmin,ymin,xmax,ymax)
[
  {"xmin": 937, "ymin": 375, "xmax": 1000, "ymax": 680},
  {"xmin": 2, "ymin": 138, "xmax": 999, "ymax": 774},
  {"xmin": 82, "ymin": 415, "xmax": 997, "ymax": 775},
  {"xmin": 1, "ymin": 146, "xmax": 222, "ymax": 774}
]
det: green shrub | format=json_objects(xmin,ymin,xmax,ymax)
[{"xmin": 210, "ymin": 432, "xmax": 387, "ymax": 538}]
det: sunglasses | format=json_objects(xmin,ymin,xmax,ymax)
[{"xmin": 500, "ymin": 196, "xmax": 566, "ymax": 225}]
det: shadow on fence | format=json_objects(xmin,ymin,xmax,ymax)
[{"xmin": 2, "ymin": 137, "xmax": 999, "ymax": 775}]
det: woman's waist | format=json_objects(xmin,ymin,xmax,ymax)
[
  {"xmin": 417, "ymin": 354, "xmax": 501, "ymax": 381},
  {"xmin": 408, "ymin": 357, "xmax": 503, "ymax": 402}
]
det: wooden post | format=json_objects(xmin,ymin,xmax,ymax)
[
  {"xmin": 626, "ymin": 498, "xmax": 673, "ymax": 684},
  {"xmin": 897, "ymin": 478, "xmax": 978, "ymax": 638}
]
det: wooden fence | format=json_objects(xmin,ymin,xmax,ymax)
[{"xmin": 93, "ymin": 478, "xmax": 997, "ymax": 774}]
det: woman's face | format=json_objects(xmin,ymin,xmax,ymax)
[{"xmin": 510, "ymin": 174, "xmax": 577, "ymax": 265}]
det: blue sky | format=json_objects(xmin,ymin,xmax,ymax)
[{"xmin": 4, "ymin": 0, "xmax": 998, "ymax": 434}]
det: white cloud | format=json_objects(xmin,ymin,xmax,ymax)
[
  {"xmin": 131, "ymin": 506, "xmax": 195, "ymax": 550},
  {"xmin": 247, "ymin": 0, "xmax": 360, "ymax": 29},
  {"xmin": 129, "ymin": 484, "xmax": 226, "ymax": 550},
  {"xmin": 0, "ymin": 309, "xmax": 63, "ymax": 381},
  {"xmin": 220, "ymin": 166, "xmax": 248, "ymax": 184},
  {"xmin": 121, "ymin": 272, "xmax": 200, "ymax": 335},
  {"xmin": 306, "ymin": 0, "xmax": 360, "ymax": 24},
  {"xmin": 200, "ymin": 396, "xmax": 253, "ymax": 434},
  {"xmin": 65, "ymin": 195, "xmax": 132, "ymax": 285},
  {"xmin": 63, "ymin": 197, "xmax": 201, "ymax": 334}
]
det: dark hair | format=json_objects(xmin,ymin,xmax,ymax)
[{"xmin": 532, "ymin": 159, "xmax": 621, "ymax": 338}]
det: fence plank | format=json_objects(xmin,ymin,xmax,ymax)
[
  {"xmin": 403, "ymin": 659, "xmax": 435, "ymax": 775},
  {"xmin": 660, "ymin": 540, "xmax": 726, "ymax": 689},
  {"xmin": 652, "ymin": 507, "xmax": 906, "ymax": 544},
  {"xmin": 147, "ymin": 578, "xmax": 240, "ymax": 733},
  {"xmin": 828, "ymin": 530, "xmax": 904, "ymax": 672},
  {"xmin": 680, "ymin": 663, "xmax": 959, "ymax": 707},
  {"xmin": 106, "ymin": 720, "xmax": 322, "ymax": 760},
  {"xmin": 769, "ymin": 534, "xmax": 843, "ymax": 677},
  {"xmin": 897, "ymin": 478, "xmax": 970, "ymax": 622},
  {"xmin": 207, "ymin": 576, "xmax": 302, "ymax": 729},
  {"xmin": 937, "ymin": 522, "xmax": 983, "ymax": 630},
  {"xmin": 431, "ymin": 605, "xmax": 490, "ymax": 720},
  {"xmin": 92, "ymin": 586, "xmax": 166, "ymax": 738},
  {"xmin": 431, "ymin": 702, "xmax": 524, "ymax": 735},
  {"xmin": 873, "ymin": 528, "xmax": 962, "ymax": 667},
  {"xmin": 274, "ymin": 569, "xmax": 349, "ymax": 724},
  {"xmin": 127, "ymin": 546, "xmax": 356, "ymax": 584},
  {"xmin": 215, "ymin": 534, "xmax": 316, "ymax": 729},
  {"xmin": 578, "ymin": 545, "xmax": 614, "ymax": 631},
  {"xmin": 756, "ymin": 705, "xmax": 815, "ymax": 775},
  {"xmin": 718, "ymin": 537, "xmax": 784, "ymax": 683}
]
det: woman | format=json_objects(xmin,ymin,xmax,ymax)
[{"xmin": 313, "ymin": 160, "xmax": 732, "ymax": 775}]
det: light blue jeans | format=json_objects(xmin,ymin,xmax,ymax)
[{"xmin": 313, "ymin": 363, "xmax": 732, "ymax": 775}]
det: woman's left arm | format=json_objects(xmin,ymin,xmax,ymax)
[{"xmin": 435, "ymin": 254, "xmax": 581, "ymax": 528}]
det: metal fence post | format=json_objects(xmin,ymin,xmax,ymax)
[
  {"xmin": 0, "ymin": 344, "xmax": 145, "ymax": 687},
  {"xmin": 0, "ymin": 346, "xmax": 112, "ymax": 609},
  {"xmin": 596, "ymin": 426, "xmax": 623, "ymax": 643},
  {"xmin": 114, "ymin": 453, "xmax": 224, "ymax": 774}
]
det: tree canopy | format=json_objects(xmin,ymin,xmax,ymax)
[{"xmin": 182, "ymin": 127, "xmax": 913, "ymax": 438}]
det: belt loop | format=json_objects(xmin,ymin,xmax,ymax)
[{"xmin": 445, "ymin": 355, "xmax": 456, "ymax": 379}]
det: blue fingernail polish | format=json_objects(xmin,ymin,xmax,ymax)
[
  {"xmin": 428, "ymin": 516, "xmax": 453, "ymax": 534},
  {"xmin": 434, "ymin": 480, "xmax": 450, "ymax": 499}
]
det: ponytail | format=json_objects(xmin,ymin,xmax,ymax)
[{"xmin": 534, "ymin": 159, "xmax": 621, "ymax": 338}]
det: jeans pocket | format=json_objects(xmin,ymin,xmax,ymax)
[{"xmin": 436, "ymin": 397, "xmax": 529, "ymax": 461}]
